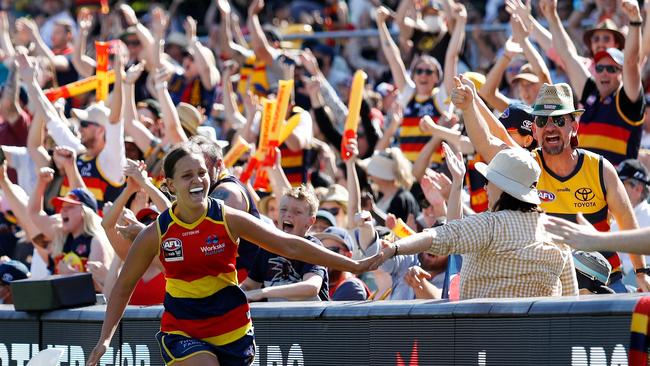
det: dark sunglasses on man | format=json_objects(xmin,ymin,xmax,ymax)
[
  {"xmin": 594, "ymin": 64, "xmax": 621, "ymax": 74},
  {"xmin": 534, "ymin": 115, "xmax": 570, "ymax": 128},
  {"xmin": 79, "ymin": 120, "xmax": 100, "ymax": 128}
]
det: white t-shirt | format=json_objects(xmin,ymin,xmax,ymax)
[
  {"xmin": 3, "ymin": 146, "xmax": 37, "ymax": 195},
  {"xmin": 47, "ymin": 118, "xmax": 126, "ymax": 185}
]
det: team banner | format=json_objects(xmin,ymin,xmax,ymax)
[
  {"xmin": 44, "ymin": 71, "xmax": 116, "ymax": 101},
  {"xmin": 94, "ymin": 41, "xmax": 110, "ymax": 102},
  {"xmin": 278, "ymin": 107, "xmax": 303, "ymax": 144},
  {"xmin": 239, "ymin": 98, "xmax": 276, "ymax": 184},
  {"xmin": 223, "ymin": 135, "xmax": 251, "ymax": 168},
  {"xmin": 341, "ymin": 70, "xmax": 367, "ymax": 160},
  {"xmin": 392, "ymin": 218, "xmax": 416, "ymax": 238},
  {"xmin": 265, "ymin": 79, "xmax": 293, "ymax": 166}
]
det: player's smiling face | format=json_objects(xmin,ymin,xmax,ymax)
[{"xmin": 167, "ymin": 153, "xmax": 210, "ymax": 206}]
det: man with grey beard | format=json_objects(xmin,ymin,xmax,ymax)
[
  {"xmin": 528, "ymin": 83, "xmax": 648, "ymax": 293},
  {"xmin": 453, "ymin": 77, "xmax": 650, "ymax": 293}
]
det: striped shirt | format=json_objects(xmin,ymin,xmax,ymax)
[{"xmin": 425, "ymin": 210, "xmax": 578, "ymax": 300}]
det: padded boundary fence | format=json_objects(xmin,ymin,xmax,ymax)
[{"xmin": 0, "ymin": 293, "xmax": 645, "ymax": 365}]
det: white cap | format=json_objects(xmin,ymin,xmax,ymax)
[
  {"xmin": 475, "ymin": 149, "xmax": 541, "ymax": 204},
  {"xmin": 71, "ymin": 101, "xmax": 110, "ymax": 126},
  {"xmin": 366, "ymin": 150, "xmax": 396, "ymax": 181}
]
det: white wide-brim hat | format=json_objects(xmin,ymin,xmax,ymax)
[
  {"xmin": 365, "ymin": 150, "xmax": 397, "ymax": 181},
  {"xmin": 475, "ymin": 149, "xmax": 541, "ymax": 205}
]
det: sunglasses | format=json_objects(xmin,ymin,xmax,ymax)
[
  {"xmin": 320, "ymin": 207, "xmax": 340, "ymax": 216},
  {"xmin": 506, "ymin": 65, "xmax": 522, "ymax": 73},
  {"xmin": 590, "ymin": 34, "xmax": 612, "ymax": 43},
  {"xmin": 595, "ymin": 64, "xmax": 621, "ymax": 74},
  {"xmin": 79, "ymin": 120, "xmax": 99, "ymax": 128},
  {"xmin": 414, "ymin": 68, "xmax": 435, "ymax": 76},
  {"xmin": 534, "ymin": 115, "xmax": 568, "ymax": 128},
  {"xmin": 326, "ymin": 246, "xmax": 341, "ymax": 254}
]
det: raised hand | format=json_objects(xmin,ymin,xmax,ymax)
[
  {"xmin": 118, "ymin": 4, "xmax": 138, "ymax": 26},
  {"xmin": 217, "ymin": 0, "xmax": 232, "ymax": 14},
  {"xmin": 124, "ymin": 62, "xmax": 145, "ymax": 84},
  {"xmin": 153, "ymin": 66, "xmax": 173, "ymax": 87},
  {"xmin": 388, "ymin": 101, "xmax": 403, "ymax": 127},
  {"xmin": 621, "ymin": 0, "xmax": 643, "ymax": 22},
  {"xmin": 510, "ymin": 14, "xmax": 529, "ymax": 44},
  {"xmin": 116, "ymin": 215, "xmax": 146, "ymax": 242},
  {"xmin": 183, "ymin": 16, "xmax": 197, "ymax": 43},
  {"xmin": 14, "ymin": 48, "xmax": 36, "ymax": 83},
  {"xmin": 248, "ymin": 0, "xmax": 265, "ymax": 17},
  {"xmin": 37, "ymin": 167, "xmax": 55, "ymax": 184},
  {"xmin": 450, "ymin": 76, "xmax": 474, "ymax": 111},
  {"xmin": 345, "ymin": 137, "xmax": 359, "ymax": 161},
  {"xmin": 442, "ymin": 142, "xmax": 465, "ymax": 183},
  {"xmin": 375, "ymin": 6, "xmax": 391, "ymax": 24},
  {"xmin": 419, "ymin": 115, "xmax": 436, "ymax": 134},
  {"xmin": 280, "ymin": 58, "xmax": 295, "ymax": 81},
  {"xmin": 299, "ymin": 49, "xmax": 321, "ymax": 76},
  {"xmin": 77, "ymin": 8, "xmax": 94, "ymax": 36},
  {"xmin": 124, "ymin": 159, "xmax": 148, "ymax": 188},
  {"xmin": 420, "ymin": 174, "xmax": 446, "ymax": 207},
  {"xmin": 303, "ymin": 75, "xmax": 321, "ymax": 96},
  {"xmin": 112, "ymin": 40, "xmax": 129, "ymax": 72},
  {"xmin": 151, "ymin": 7, "xmax": 169, "ymax": 40},
  {"xmin": 451, "ymin": 3, "xmax": 467, "ymax": 21},
  {"xmin": 15, "ymin": 17, "xmax": 39, "ymax": 39},
  {"xmin": 503, "ymin": 36, "xmax": 523, "ymax": 58},
  {"xmin": 53, "ymin": 146, "xmax": 77, "ymax": 169},
  {"xmin": 222, "ymin": 60, "xmax": 239, "ymax": 77},
  {"xmin": 505, "ymin": 0, "xmax": 532, "ymax": 27},
  {"xmin": 537, "ymin": 0, "xmax": 557, "ymax": 20},
  {"xmin": 242, "ymin": 89, "xmax": 260, "ymax": 118},
  {"xmin": 385, "ymin": 213, "xmax": 397, "ymax": 230}
]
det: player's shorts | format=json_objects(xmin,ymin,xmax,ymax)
[{"xmin": 156, "ymin": 329, "xmax": 255, "ymax": 366}]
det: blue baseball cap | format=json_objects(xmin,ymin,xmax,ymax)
[
  {"xmin": 313, "ymin": 226, "xmax": 355, "ymax": 252},
  {"xmin": 52, "ymin": 188, "xmax": 98, "ymax": 213},
  {"xmin": 315, "ymin": 210, "xmax": 337, "ymax": 228}
]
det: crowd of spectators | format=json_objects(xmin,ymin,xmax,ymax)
[{"xmin": 2, "ymin": 0, "xmax": 650, "ymax": 306}]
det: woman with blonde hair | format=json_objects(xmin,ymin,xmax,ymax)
[
  {"xmin": 27, "ymin": 167, "xmax": 114, "ymax": 291},
  {"xmin": 366, "ymin": 147, "xmax": 419, "ymax": 222}
]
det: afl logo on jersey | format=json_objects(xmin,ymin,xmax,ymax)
[
  {"xmin": 538, "ymin": 190, "xmax": 556, "ymax": 202},
  {"xmin": 162, "ymin": 238, "xmax": 184, "ymax": 262}
]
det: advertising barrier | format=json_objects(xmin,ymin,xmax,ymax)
[{"xmin": 0, "ymin": 294, "xmax": 644, "ymax": 365}]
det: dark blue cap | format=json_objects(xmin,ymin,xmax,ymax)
[
  {"xmin": 499, "ymin": 102, "xmax": 534, "ymax": 136},
  {"xmin": 52, "ymin": 188, "xmax": 98, "ymax": 213},
  {"xmin": 0, "ymin": 260, "xmax": 29, "ymax": 285}
]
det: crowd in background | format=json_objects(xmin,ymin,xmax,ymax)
[{"xmin": 2, "ymin": 0, "xmax": 650, "ymax": 306}]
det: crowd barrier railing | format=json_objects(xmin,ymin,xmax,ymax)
[{"xmin": 0, "ymin": 293, "xmax": 645, "ymax": 365}]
